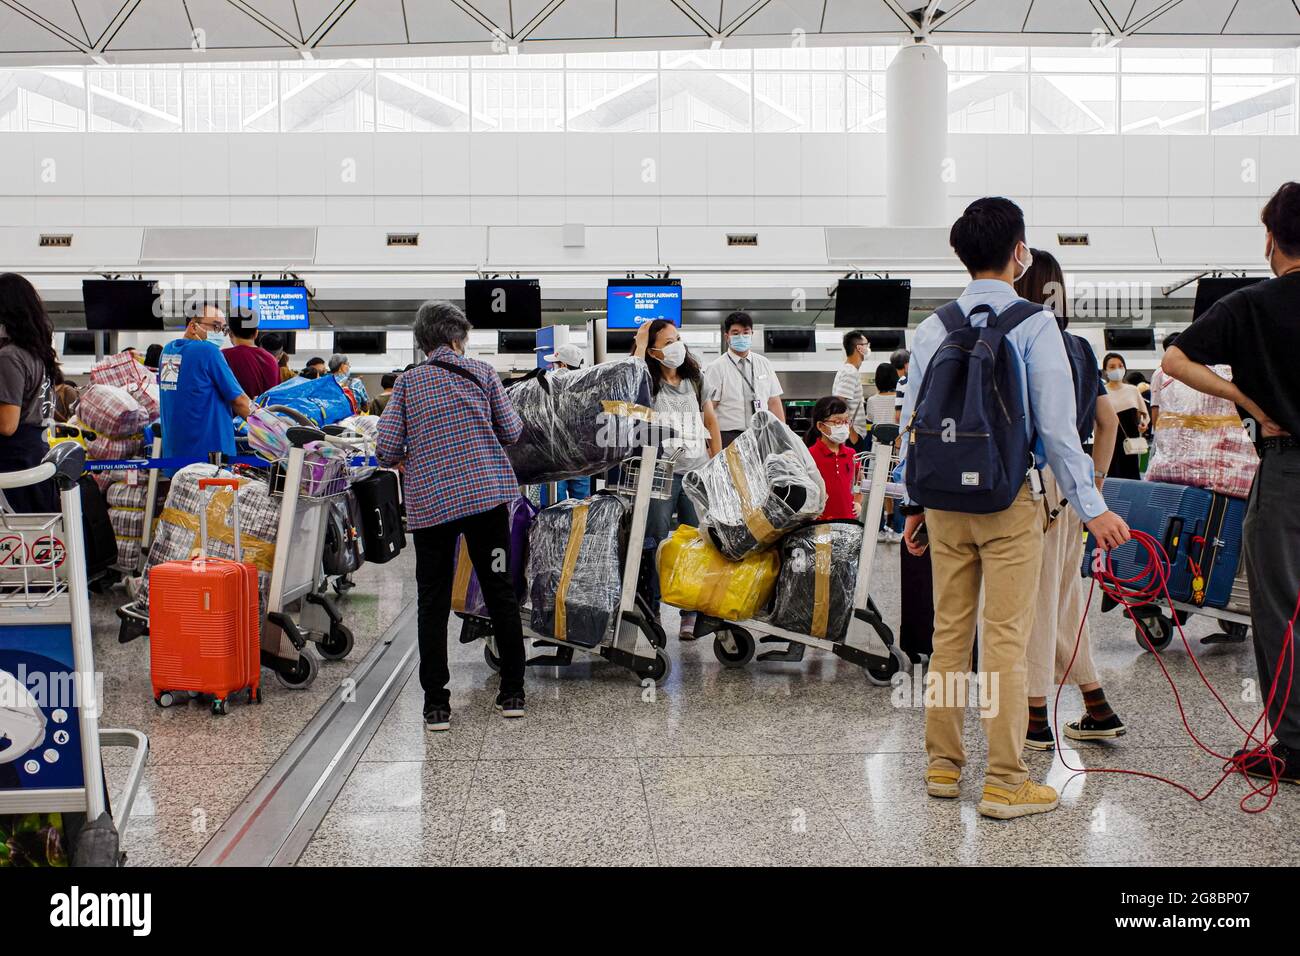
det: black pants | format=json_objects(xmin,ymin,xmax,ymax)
[
  {"xmin": 720, "ymin": 430, "xmax": 744, "ymax": 449},
  {"xmin": 412, "ymin": 503, "xmax": 525, "ymax": 707},
  {"xmin": 1243, "ymin": 446, "xmax": 1300, "ymax": 749}
]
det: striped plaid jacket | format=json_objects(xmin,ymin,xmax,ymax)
[{"xmin": 376, "ymin": 347, "xmax": 523, "ymax": 529}]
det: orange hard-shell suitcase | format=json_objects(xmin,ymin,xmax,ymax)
[{"xmin": 148, "ymin": 477, "xmax": 262, "ymax": 715}]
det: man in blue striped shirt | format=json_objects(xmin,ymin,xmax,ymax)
[
  {"xmin": 377, "ymin": 301, "xmax": 526, "ymax": 731},
  {"xmin": 899, "ymin": 198, "xmax": 1130, "ymax": 821}
]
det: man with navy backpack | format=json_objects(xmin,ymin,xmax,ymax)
[{"xmin": 899, "ymin": 197, "xmax": 1130, "ymax": 820}]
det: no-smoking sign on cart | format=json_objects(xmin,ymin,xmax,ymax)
[{"xmin": 28, "ymin": 535, "xmax": 66, "ymax": 569}]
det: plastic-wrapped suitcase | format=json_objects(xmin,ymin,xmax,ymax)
[
  {"xmin": 1081, "ymin": 477, "xmax": 1212, "ymax": 603},
  {"xmin": 148, "ymin": 477, "xmax": 261, "ymax": 715},
  {"xmin": 451, "ymin": 496, "xmax": 537, "ymax": 617},
  {"xmin": 527, "ymin": 494, "xmax": 629, "ymax": 648},
  {"xmin": 1187, "ymin": 492, "xmax": 1247, "ymax": 609},
  {"xmin": 769, "ymin": 520, "xmax": 862, "ymax": 642},
  {"xmin": 352, "ymin": 469, "xmax": 404, "ymax": 564}
]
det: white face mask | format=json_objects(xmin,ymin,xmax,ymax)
[
  {"xmin": 1014, "ymin": 244, "xmax": 1034, "ymax": 283},
  {"xmin": 206, "ymin": 331, "xmax": 229, "ymax": 350},
  {"xmin": 1107, "ymin": 368, "xmax": 1125, "ymax": 383},
  {"xmin": 823, "ymin": 423, "xmax": 851, "ymax": 444},
  {"xmin": 655, "ymin": 340, "xmax": 687, "ymax": 369}
]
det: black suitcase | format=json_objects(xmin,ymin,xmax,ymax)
[
  {"xmin": 323, "ymin": 491, "xmax": 365, "ymax": 576},
  {"xmin": 78, "ymin": 475, "xmax": 117, "ymax": 581},
  {"xmin": 352, "ymin": 470, "xmax": 404, "ymax": 564}
]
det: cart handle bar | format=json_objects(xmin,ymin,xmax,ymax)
[
  {"xmin": 198, "ymin": 478, "xmax": 242, "ymax": 491},
  {"xmin": 0, "ymin": 461, "xmax": 55, "ymax": 490}
]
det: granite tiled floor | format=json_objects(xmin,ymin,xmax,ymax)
[{"xmin": 296, "ymin": 540, "xmax": 1300, "ymax": 867}]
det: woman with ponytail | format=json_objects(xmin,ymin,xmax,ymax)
[{"xmin": 0, "ymin": 273, "xmax": 60, "ymax": 513}]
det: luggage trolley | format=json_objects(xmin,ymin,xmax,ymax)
[
  {"xmin": 0, "ymin": 444, "xmax": 149, "ymax": 866},
  {"xmin": 466, "ymin": 442, "xmax": 674, "ymax": 684},
  {"xmin": 260, "ymin": 427, "xmax": 369, "ymax": 689},
  {"xmin": 694, "ymin": 422, "xmax": 912, "ymax": 686}
]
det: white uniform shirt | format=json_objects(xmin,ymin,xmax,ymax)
[{"xmin": 703, "ymin": 350, "xmax": 783, "ymax": 432}]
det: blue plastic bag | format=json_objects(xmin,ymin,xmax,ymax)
[{"xmin": 256, "ymin": 375, "xmax": 355, "ymax": 426}]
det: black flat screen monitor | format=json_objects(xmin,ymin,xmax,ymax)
[
  {"xmin": 498, "ymin": 330, "xmax": 537, "ymax": 355},
  {"xmin": 465, "ymin": 279, "xmax": 542, "ymax": 330},
  {"xmin": 763, "ymin": 329, "xmax": 817, "ymax": 353},
  {"xmin": 863, "ymin": 329, "xmax": 906, "ymax": 353},
  {"xmin": 834, "ymin": 278, "xmax": 911, "ymax": 329},
  {"xmin": 1192, "ymin": 276, "xmax": 1265, "ymax": 319},
  {"xmin": 334, "ymin": 330, "xmax": 386, "ymax": 354},
  {"xmin": 82, "ymin": 279, "xmax": 163, "ymax": 331},
  {"xmin": 1103, "ymin": 328, "xmax": 1155, "ymax": 352},
  {"xmin": 62, "ymin": 331, "xmax": 98, "ymax": 356}
]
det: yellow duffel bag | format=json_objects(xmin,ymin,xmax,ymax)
[{"xmin": 657, "ymin": 525, "xmax": 779, "ymax": 621}]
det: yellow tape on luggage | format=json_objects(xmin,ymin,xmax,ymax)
[
  {"xmin": 810, "ymin": 525, "xmax": 833, "ymax": 639},
  {"xmin": 600, "ymin": 400, "xmax": 655, "ymax": 423},
  {"xmin": 723, "ymin": 443, "xmax": 778, "ymax": 546},
  {"xmin": 553, "ymin": 503, "xmax": 590, "ymax": 643},
  {"xmin": 159, "ymin": 483, "xmax": 276, "ymax": 573},
  {"xmin": 1155, "ymin": 412, "xmax": 1244, "ymax": 432},
  {"xmin": 450, "ymin": 536, "xmax": 473, "ymax": 613}
]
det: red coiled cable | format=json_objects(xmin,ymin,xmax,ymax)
[{"xmin": 1056, "ymin": 528, "xmax": 1299, "ymax": 813}]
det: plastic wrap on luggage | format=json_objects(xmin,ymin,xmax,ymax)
[
  {"xmin": 77, "ymin": 384, "xmax": 152, "ymax": 438},
  {"xmin": 452, "ymin": 497, "xmax": 537, "ymax": 617},
  {"xmin": 506, "ymin": 359, "xmax": 657, "ymax": 484},
  {"xmin": 244, "ymin": 406, "xmax": 294, "ymax": 461},
  {"xmin": 527, "ymin": 494, "xmax": 628, "ymax": 648},
  {"xmin": 139, "ymin": 464, "xmax": 280, "ymax": 609},
  {"xmin": 656, "ymin": 525, "xmax": 779, "ymax": 621},
  {"xmin": 769, "ymin": 521, "xmax": 862, "ymax": 642},
  {"xmin": 1146, "ymin": 367, "xmax": 1258, "ymax": 500},
  {"xmin": 682, "ymin": 410, "xmax": 826, "ymax": 560}
]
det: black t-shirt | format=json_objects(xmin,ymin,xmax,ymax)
[{"xmin": 1173, "ymin": 272, "xmax": 1300, "ymax": 443}]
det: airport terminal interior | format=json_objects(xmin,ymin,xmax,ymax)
[{"xmin": 3, "ymin": 0, "xmax": 1300, "ymax": 870}]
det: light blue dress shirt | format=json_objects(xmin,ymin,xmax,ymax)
[{"xmin": 898, "ymin": 279, "xmax": 1107, "ymax": 522}]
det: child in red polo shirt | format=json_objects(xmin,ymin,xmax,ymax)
[{"xmin": 805, "ymin": 396, "xmax": 862, "ymax": 521}]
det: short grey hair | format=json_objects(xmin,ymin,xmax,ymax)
[
  {"xmin": 328, "ymin": 353, "xmax": 348, "ymax": 372},
  {"xmin": 414, "ymin": 300, "xmax": 472, "ymax": 354},
  {"xmin": 890, "ymin": 348, "xmax": 911, "ymax": 370}
]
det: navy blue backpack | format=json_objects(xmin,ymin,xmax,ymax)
[
  {"xmin": 904, "ymin": 299, "xmax": 1042, "ymax": 514},
  {"xmin": 1060, "ymin": 326, "xmax": 1100, "ymax": 444}
]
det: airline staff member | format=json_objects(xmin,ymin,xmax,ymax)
[{"xmin": 702, "ymin": 311, "xmax": 784, "ymax": 448}]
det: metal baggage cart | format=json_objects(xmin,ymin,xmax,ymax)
[
  {"xmin": 692, "ymin": 422, "xmax": 912, "ymax": 685},
  {"xmin": 0, "ymin": 444, "xmax": 149, "ymax": 865},
  {"xmin": 464, "ymin": 442, "xmax": 674, "ymax": 684}
]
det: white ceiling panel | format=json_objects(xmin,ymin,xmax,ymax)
[
  {"xmin": 616, "ymin": 0, "xmax": 705, "ymax": 38},
  {"xmin": 317, "ymin": 0, "xmax": 406, "ymax": 45},
  {"xmin": 530, "ymin": 0, "xmax": 614, "ymax": 40},
  {"xmin": 683, "ymin": 0, "xmax": 722, "ymax": 31},
  {"xmin": 732, "ymin": 0, "xmax": 826, "ymax": 36},
  {"xmin": 11, "ymin": 0, "xmax": 90, "ymax": 43},
  {"xmin": 720, "ymin": 0, "xmax": 756, "ymax": 31},
  {"xmin": 1223, "ymin": 0, "xmax": 1300, "ymax": 35},
  {"xmin": 243, "ymin": 0, "xmax": 305, "ymax": 40},
  {"xmin": 1024, "ymin": 0, "xmax": 1107, "ymax": 33},
  {"xmin": 938, "ymin": 0, "xmax": 1035, "ymax": 32},
  {"xmin": 0, "ymin": 1, "xmax": 80, "ymax": 48},
  {"xmin": 294, "ymin": 0, "xmax": 346, "ymax": 40},
  {"xmin": 406, "ymin": 0, "xmax": 495, "ymax": 43},
  {"xmin": 102, "ymin": 0, "xmax": 193, "ymax": 49},
  {"xmin": 186, "ymin": 0, "xmax": 295, "ymax": 46},
  {"xmin": 70, "ymin": 0, "xmax": 131, "ymax": 45},
  {"xmin": 1123, "ymin": 0, "xmax": 1170, "ymax": 29},
  {"xmin": 822, "ymin": 0, "xmax": 908, "ymax": 34},
  {"xmin": 1136, "ymin": 0, "xmax": 1236, "ymax": 34},
  {"xmin": 461, "ymin": 0, "xmax": 511, "ymax": 33},
  {"xmin": 510, "ymin": 0, "xmax": 556, "ymax": 34}
]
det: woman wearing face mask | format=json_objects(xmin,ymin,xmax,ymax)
[
  {"xmin": 634, "ymin": 319, "xmax": 721, "ymax": 640},
  {"xmin": 1102, "ymin": 352, "xmax": 1149, "ymax": 480},
  {"xmin": 804, "ymin": 396, "xmax": 861, "ymax": 521}
]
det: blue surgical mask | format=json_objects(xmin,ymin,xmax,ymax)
[
  {"xmin": 206, "ymin": 332, "xmax": 229, "ymax": 350},
  {"xmin": 730, "ymin": 334, "xmax": 752, "ymax": 354},
  {"xmin": 335, "ymin": 371, "xmax": 348, "ymax": 383}
]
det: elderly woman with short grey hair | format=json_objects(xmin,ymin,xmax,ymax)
[{"xmin": 375, "ymin": 299, "xmax": 528, "ymax": 730}]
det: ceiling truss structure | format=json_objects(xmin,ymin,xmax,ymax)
[{"xmin": 0, "ymin": 0, "xmax": 1297, "ymax": 66}]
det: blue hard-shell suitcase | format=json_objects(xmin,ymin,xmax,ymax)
[
  {"xmin": 1081, "ymin": 478, "xmax": 1212, "ymax": 603},
  {"xmin": 1188, "ymin": 492, "xmax": 1247, "ymax": 609}
]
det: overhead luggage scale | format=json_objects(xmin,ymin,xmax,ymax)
[
  {"xmin": 0, "ymin": 443, "xmax": 148, "ymax": 865},
  {"xmin": 692, "ymin": 421, "xmax": 913, "ymax": 685}
]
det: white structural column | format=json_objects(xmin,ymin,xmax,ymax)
[{"xmin": 885, "ymin": 42, "xmax": 949, "ymax": 228}]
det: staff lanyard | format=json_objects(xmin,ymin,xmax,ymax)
[{"xmin": 729, "ymin": 353, "xmax": 757, "ymax": 403}]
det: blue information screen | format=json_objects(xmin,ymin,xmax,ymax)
[
  {"xmin": 606, "ymin": 281, "xmax": 682, "ymax": 329},
  {"xmin": 230, "ymin": 281, "xmax": 310, "ymax": 331}
]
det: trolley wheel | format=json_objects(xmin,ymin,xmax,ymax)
[
  {"xmin": 712, "ymin": 628, "xmax": 755, "ymax": 668},
  {"xmin": 1136, "ymin": 613, "xmax": 1174, "ymax": 653},
  {"xmin": 865, "ymin": 651, "xmax": 903, "ymax": 687},
  {"xmin": 248, "ymin": 686, "xmax": 263, "ymax": 704},
  {"xmin": 634, "ymin": 647, "xmax": 672, "ymax": 684},
  {"xmin": 156, "ymin": 692, "xmax": 175, "ymax": 708},
  {"xmin": 274, "ymin": 649, "xmax": 320, "ymax": 689},
  {"xmin": 317, "ymin": 623, "xmax": 355, "ymax": 661},
  {"xmin": 211, "ymin": 698, "xmax": 228, "ymax": 717},
  {"xmin": 484, "ymin": 643, "xmax": 501, "ymax": 673}
]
